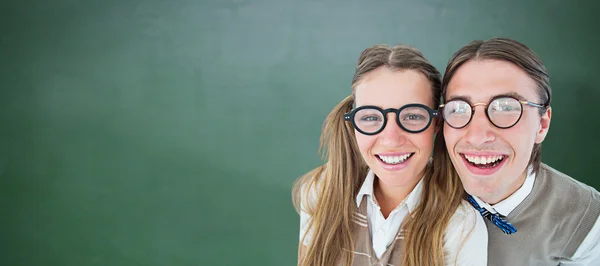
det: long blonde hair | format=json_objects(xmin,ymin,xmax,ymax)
[{"xmin": 292, "ymin": 44, "xmax": 464, "ymax": 266}]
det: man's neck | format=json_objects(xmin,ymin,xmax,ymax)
[{"xmin": 480, "ymin": 170, "xmax": 528, "ymax": 205}]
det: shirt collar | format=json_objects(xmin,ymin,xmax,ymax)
[
  {"xmin": 471, "ymin": 167, "xmax": 536, "ymax": 216},
  {"xmin": 356, "ymin": 169, "xmax": 424, "ymax": 213}
]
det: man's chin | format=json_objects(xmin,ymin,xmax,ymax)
[{"xmin": 459, "ymin": 170, "xmax": 501, "ymax": 192}]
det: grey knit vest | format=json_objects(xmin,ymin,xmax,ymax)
[
  {"xmin": 340, "ymin": 195, "xmax": 405, "ymax": 266},
  {"xmin": 487, "ymin": 163, "xmax": 600, "ymax": 265}
]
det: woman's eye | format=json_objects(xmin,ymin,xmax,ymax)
[
  {"xmin": 403, "ymin": 114, "xmax": 426, "ymax": 120},
  {"xmin": 360, "ymin": 115, "xmax": 381, "ymax": 121}
]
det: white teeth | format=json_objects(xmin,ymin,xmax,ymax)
[
  {"xmin": 379, "ymin": 154, "xmax": 412, "ymax": 164},
  {"xmin": 464, "ymin": 155, "xmax": 504, "ymax": 165}
]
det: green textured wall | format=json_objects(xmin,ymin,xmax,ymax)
[{"xmin": 0, "ymin": 0, "xmax": 598, "ymax": 265}]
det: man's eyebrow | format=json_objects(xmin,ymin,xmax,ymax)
[
  {"xmin": 497, "ymin": 92, "xmax": 527, "ymax": 101},
  {"xmin": 444, "ymin": 95, "xmax": 471, "ymax": 103},
  {"xmin": 444, "ymin": 92, "xmax": 529, "ymax": 103}
]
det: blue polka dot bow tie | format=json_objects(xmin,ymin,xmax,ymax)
[{"xmin": 467, "ymin": 195, "xmax": 517, "ymax": 235}]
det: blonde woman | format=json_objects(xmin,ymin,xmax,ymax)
[{"xmin": 292, "ymin": 44, "xmax": 488, "ymax": 266}]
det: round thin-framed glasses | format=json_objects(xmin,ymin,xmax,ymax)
[{"xmin": 440, "ymin": 96, "xmax": 548, "ymax": 129}]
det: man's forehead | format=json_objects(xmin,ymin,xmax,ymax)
[{"xmin": 444, "ymin": 59, "xmax": 540, "ymax": 102}]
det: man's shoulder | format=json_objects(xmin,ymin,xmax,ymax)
[
  {"xmin": 537, "ymin": 163, "xmax": 600, "ymax": 258},
  {"xmin": 537, "ymin": 163, "xmax": 600, "ymax": 224},
  {"xmin": 540, "ymin": 163, "xmax": 600, "ymax": 197}
]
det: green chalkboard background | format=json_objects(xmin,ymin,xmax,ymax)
[{"xmin": 0, "ymin": 0, "xmax": 598, "ymax": 265}]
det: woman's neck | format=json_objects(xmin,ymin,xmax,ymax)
[{"xmin": 374, "ymin": 176, "xmax": 421, "ymax": 219}]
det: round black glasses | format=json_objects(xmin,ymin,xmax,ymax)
[{"xmin": 344, "ymin": 104, "xmax": 439, "ymax": 135}]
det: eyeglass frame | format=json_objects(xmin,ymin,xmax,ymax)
[
  {"xmin": 343, "ymin": 103, "xmax": 439, "ymax": 135},
  {"xmin": 439, "ymin": 95, "xmax": 549, "ymax": 129}
]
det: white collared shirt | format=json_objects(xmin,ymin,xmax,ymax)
[
  {"xmin": 471, "ymin": 170, "xmax": 600, "ymax": 265},
  {"xmin": 354, "ymin": 170, "xmax": 422, "ymax": 258},
  {"xmin": 300, "ymin": 169, "xmax": 488, "ymax": 265}
]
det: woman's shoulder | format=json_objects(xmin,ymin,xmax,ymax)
[
  {"xmin": 297, "ymin": 167, "xmax": 326, "ymax": 210},
  {"xmin": 444, "ymin": 199, "xmax": 489, "ymax": 265},
  {"xmin": 446, "ymin": 199, "xmax": 487, "ymax": 235},
  {"xmin": 453, "ymin": 199, "xmax": 479, "ymax": 219}
]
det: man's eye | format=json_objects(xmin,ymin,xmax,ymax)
[{"xmin": 450, "ymin": 107, "xmax": 468, "ymax": 114}]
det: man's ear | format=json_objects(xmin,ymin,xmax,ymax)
[{"xmin": 535, "ymin": 107, "xmax": 552, "ymax": 144}]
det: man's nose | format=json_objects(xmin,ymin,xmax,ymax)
[{"xmin": 464, "ymin": 107, "xmax": 496, "ymax": 146}]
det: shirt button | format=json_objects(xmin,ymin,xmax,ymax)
[{"xmin": 377, "ymin": 229, "xmax": 385, "ymax": 237}]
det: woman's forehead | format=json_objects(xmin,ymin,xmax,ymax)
[{"xmin": 354, "ymin": 68, "xmax": 434, "ymax": 108}]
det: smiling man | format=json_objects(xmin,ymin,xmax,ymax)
[{"xmin": 440, "ymin": 37, "xmax": 600, "ymax": 265}]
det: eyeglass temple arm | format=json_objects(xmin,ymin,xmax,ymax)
[{"xmin": 520, "ymin": 100, "xmax": 548, "ymax": 108}]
